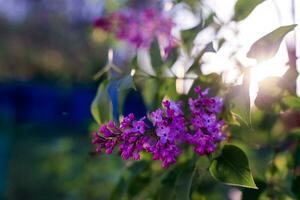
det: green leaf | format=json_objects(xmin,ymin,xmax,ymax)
[
  {"xmin": 247, "ymin": 24, "xmax": 297, "ymax": 62},
  {"xmin": 157, "ymin": 161, "xmax": 196, "ymax": 200},
  {"xmin": 255, "ymin": 77, "xmax": 282, "ymax": 111},
  {"xmin": 209, "ymin": 145, "xmax": 258, "ymax": 189},
  {"xmin": 109, "ymin": 177, "xmax": 127, "ymax": 200},
  {"xmin": 223, "ymin": 109, "xmax": 241, "ymax": 127},
  {"xmin": 282, "ymin": 95, "xmax": 300, "ymax": 111},
  {"xmin": 157, "ymin": 169, "xmax": 177, "ymax": 200},
  {"xmin": 105, "ymin": 0, "xmax": 126, "ymax": 12},
  {"xmin": 163, "ymin": 78, "xmax": 179, "ymax": 100},
  {"xmin": 110, "ymin": 161, "xmax": 149, "ymax": 200},
  {"xmin": 227, "ymin": 68, "xmax": 251, "ymax": 126},
  {"xmin": 91, "ymin": 81, "xmax": 111, "ymax": 125},
  {"xmin": 233, "ymin": 0, "xmax": 264, "ymax": 21},
  {"xmin": 175, "ymin": 162, "xmax": 196, "ymax": 200},
  {"xmin": 141, "ymin": 78, "xmax": 159, "ymax": 109},
  {"xmin": 127, "ymin": 161, "xmax": 151, "ymax": 198},
  {"xmin": 118, "ymin": 75, "xmax": 135, "ymax": 91},
  {"xmin": 281, "ymin": 67, "xmax": 298, "ymax": 93},
  {"xmin": 288, "ymin": 128, "xmax": 300, "ymax": 140},
  {"xmin": 107, "ymin": 75, "xmax": 135, "ymax": 122},
  {"xmin": 150, "ymin": 39, "xmax": 164, "ymax": 71}
]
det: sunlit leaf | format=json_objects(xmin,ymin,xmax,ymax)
[
  {"xmin": 227, "ymin": 69, "xmax": 251, "ymax": 126},
  {"xmin": 233, "ymin": 0, "xmax": 264, "ymax": 21},
  {"xmin": 91, "ymin": 81, "xmax": 111, "ymax": 125},
  {"xmin": 247, "ymin": 24, "xmax": 297, "ymax": 62},
  {"xmin": 209, "ymin": 145, "xmax": 258, "ymax": 189},
  {"xmin": 280, "ymin": 67, "xmax": 298, "ymax": 93},
  {"xmin": 223, "ymin": 108, "xmax": 241, "ymax": 126},
  {"xmin": 255, "ymin": 77, "xmax": 282, "ymax": 111}
]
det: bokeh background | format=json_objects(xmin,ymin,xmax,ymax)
[
  {"xmin": 0, "ymin": 1, "xmax": 124, "ymax": 199},
  {"xmin": 0, "ymin": 0, "xmax": 299, "ymax": 199}
]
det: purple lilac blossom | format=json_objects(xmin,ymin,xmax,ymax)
[
  {"xmin": 186, "ymin": 86, "xmax": 225, "ymax": 155},
  {"xmin": 93, "ymin": 8, "xmax": 176, "ymax": 59},
  {"xmin": 92, "ymin": 86, "xmax": 226, "ymax": 168}
]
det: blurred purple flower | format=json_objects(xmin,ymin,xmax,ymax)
[{"xmin": 93, "ymin": 7, "xmax": 176, "ymax": 59}]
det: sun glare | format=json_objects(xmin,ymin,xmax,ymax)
[{"xmin": 249, "ymin": 59, "xmax": 289, "ymax": 106}]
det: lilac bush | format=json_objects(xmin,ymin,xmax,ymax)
[
  {"xmin": 90, "ymin": 0, "xmax": 300, "ymax": 197},
  {"xmin": 92, "ymin": 86, "xmax": 226, "ymax": 168}
]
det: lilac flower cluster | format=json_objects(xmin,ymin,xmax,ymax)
[
  {"xmin": 92, "ymin": 86, "xmax": 225, "ymax": 168},
  {"xmin": 185, "ymin": 86, "xmax": 225, "ymax": 155},
  {"xmin": 93, "ymin": 8, "xmax": 176, "ymax": 58}
]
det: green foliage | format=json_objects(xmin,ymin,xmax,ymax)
[
  {"xmin": 282, "ymin": 95, "xmax": 300, "ymax": 111},
  {"xmin": 150, "ymin": 39, "xmax": 164, "ymax": 71},
  {"xmin": 156, "ymin": 160, "xmax": 196, "ymax": 200},
  {"xmin": 91, "ymin": 75, "xmax": 135, "ymax": 124},
  {"xmin": 255, "ymin": 77, "xmax": 283, "ymax": 111},
  {"xmin": 157, "ymin": 169, "xmax": 177, "ymax": 200},
  {"xmin": 7, "ymin": 131, "xmax": 123, "ymax": 200},
  {"xmin": 226, "ymin": 69, "xmax": 251, "ymax": 126},
  {"xmin": 242, "ymin": 179, "xmax": 267, "ymax": 200},
  {"xmin": 105, "ymin": 0, "xmax": 127, "ymax": 12},
  {"xmin": 174, "ymin": 162, "xmax": 196, "ymax": 200},
  {"xmin": 292, "ymin": 176, "xmax": 300, "ymax": 199},
  {"xmin": 247, "ymin": 25, "xmax": 297, "ymax": 62},
  {"xmin": 91, "ymin": 81, "xmax": 112, "ymax": 125},
  {"xmin": 233, "ymin": 0, "xmax": 264, "ymax": 21},
  {"xmin": 209, "ymin": 145, "xmax": 258, "ymax": 189},
  {"xmin": 110, "ymin": 161, "xmax": 150, "ymax": 200}
]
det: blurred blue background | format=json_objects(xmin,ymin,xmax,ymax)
[{"xmin": 0, "ymin": 1, "xmax": 127, "ymax": 199}]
